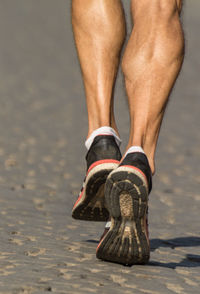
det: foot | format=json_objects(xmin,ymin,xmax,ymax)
[
  {"xmin": 72, "ymin": 135, "xmax": 121, "ymax": 221},
  {"xmin": 96, "ymin": 151, "xmax": 152, "ymax": 265}
]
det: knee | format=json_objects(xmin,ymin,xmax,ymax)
[
  {"xmin": 156, "ymin": 0, "xmax": 185, "ymax": 54},
  {"xmin": 157, "ymin": 0, "xmax": 183, "ymax": 18},
  {"xmin": 132, "ymin": 0, "xmax": 182, "ymax": 22},
  {"xmin": 176, "ymin": 0, "xmax": 183, "ymax": 14},
  {"xmin": 154, "ymin": 0, "xmax": 185, "ymax": 59}
]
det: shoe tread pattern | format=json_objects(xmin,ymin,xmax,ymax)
[
  {"xmin": 96, "ymin": 169, "xmax": 150, "ymax": 265},
  {"xmin": 72, "ymin": 169, "xmax": 111, "ymax": 221}
]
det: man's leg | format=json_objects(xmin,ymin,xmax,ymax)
[
  {"xmin": 122, "ymin": 0, "xmax": 184, "ymax": 174},
  {"xmin": 71, "ymin": 0, "xmax": 125, "ymax": 221},
  {"xmin": 97, "ymin": 0, "xmax": 184, "ymax": 265},
  {"xmin": 71, "ymin": 0, "xmax": 126, "ymax": 138}
]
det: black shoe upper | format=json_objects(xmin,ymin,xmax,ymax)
[
  {"xmin": 120, "ymin": 152, "xmax": 152, "ymax": 193},
  {"xmin": 86, "ymin": 135, "xmax": 122, "ymax": 170}
]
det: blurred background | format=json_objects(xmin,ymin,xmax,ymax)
[{"xmin": 0, "ymin": 1, "xmax": 199, "ymax": 293}]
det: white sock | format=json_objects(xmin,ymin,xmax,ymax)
[
  {"xmin": 105, "ymin": 221, "xmax": 111, "ymax": 229},
  {"xmin": 85, "ymin": 126, "xmax": 122, "ymax": 150},
  {"xmin": 124, "ymin": 146, "xmax": 145, "ymax": 158}
]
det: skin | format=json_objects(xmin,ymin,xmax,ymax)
[{"xmin": 71, "ymin": 0, "xmax": 184, "ymax": 174}]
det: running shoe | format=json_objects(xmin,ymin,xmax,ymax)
[
  {"xmin": 96, "ymin": 151, "xmax": 152, "ymax": 265},
  {"xmin": 72, "ymin": 135, "xmax": 121, "ymax": 221}
]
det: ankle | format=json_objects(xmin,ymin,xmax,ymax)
[
  {"xmin": 85, "ymin": 126, "xmax": 121, "ymax": 150},
  {"xmin": 148, "ymin": 159, "xmax": 155, "ymax": 175},
  {"xmin": 87, "ymin": 123, "xmax": 119, "ymax": 139},
  {"xmin": 124, "ymin": 144, "xmax": 155, "ymax": 175}
]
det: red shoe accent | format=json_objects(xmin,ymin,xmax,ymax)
[
  {"xmin": 121, "ymin": 165, "xmax": 148, "ymax": 187},
  {"xmin": 87, "ymin": 159, "xmax": 119, "ymax": 175},
  {"xmin": 73, "ymin": 160, "xmax": 119, "ymax": 211},
  {"xmin": 96, "ymin": 232, "xmax": 106, "ymax": 252},
  {"xmin": 73, "ymin": 189, "xmax": 84, "ymax": 209}
]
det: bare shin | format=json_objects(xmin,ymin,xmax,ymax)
[{"xmin": 72, "ymin": 0, "xmax": 126, "ymax": 138}]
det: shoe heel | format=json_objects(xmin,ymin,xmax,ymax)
[{"xmin": 97, "ymin": 170, "xmax": 150, "ymax": 265}]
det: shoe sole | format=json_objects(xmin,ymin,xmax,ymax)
[
  {"xmin": 96, "ymin": 166, "xmax": 150, "ymax": 265},
  {"xmin": 72, "ymin": 161, "xmax": 119, "ymax": 221}
]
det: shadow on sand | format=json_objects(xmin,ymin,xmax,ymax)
[
  {"xmin": 86, "ymin": 236, "xmax": 200, "ymax": 268},
  {"xmin": 149, "ymin": 236, "xmax": 200, "ymax": 268}
]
